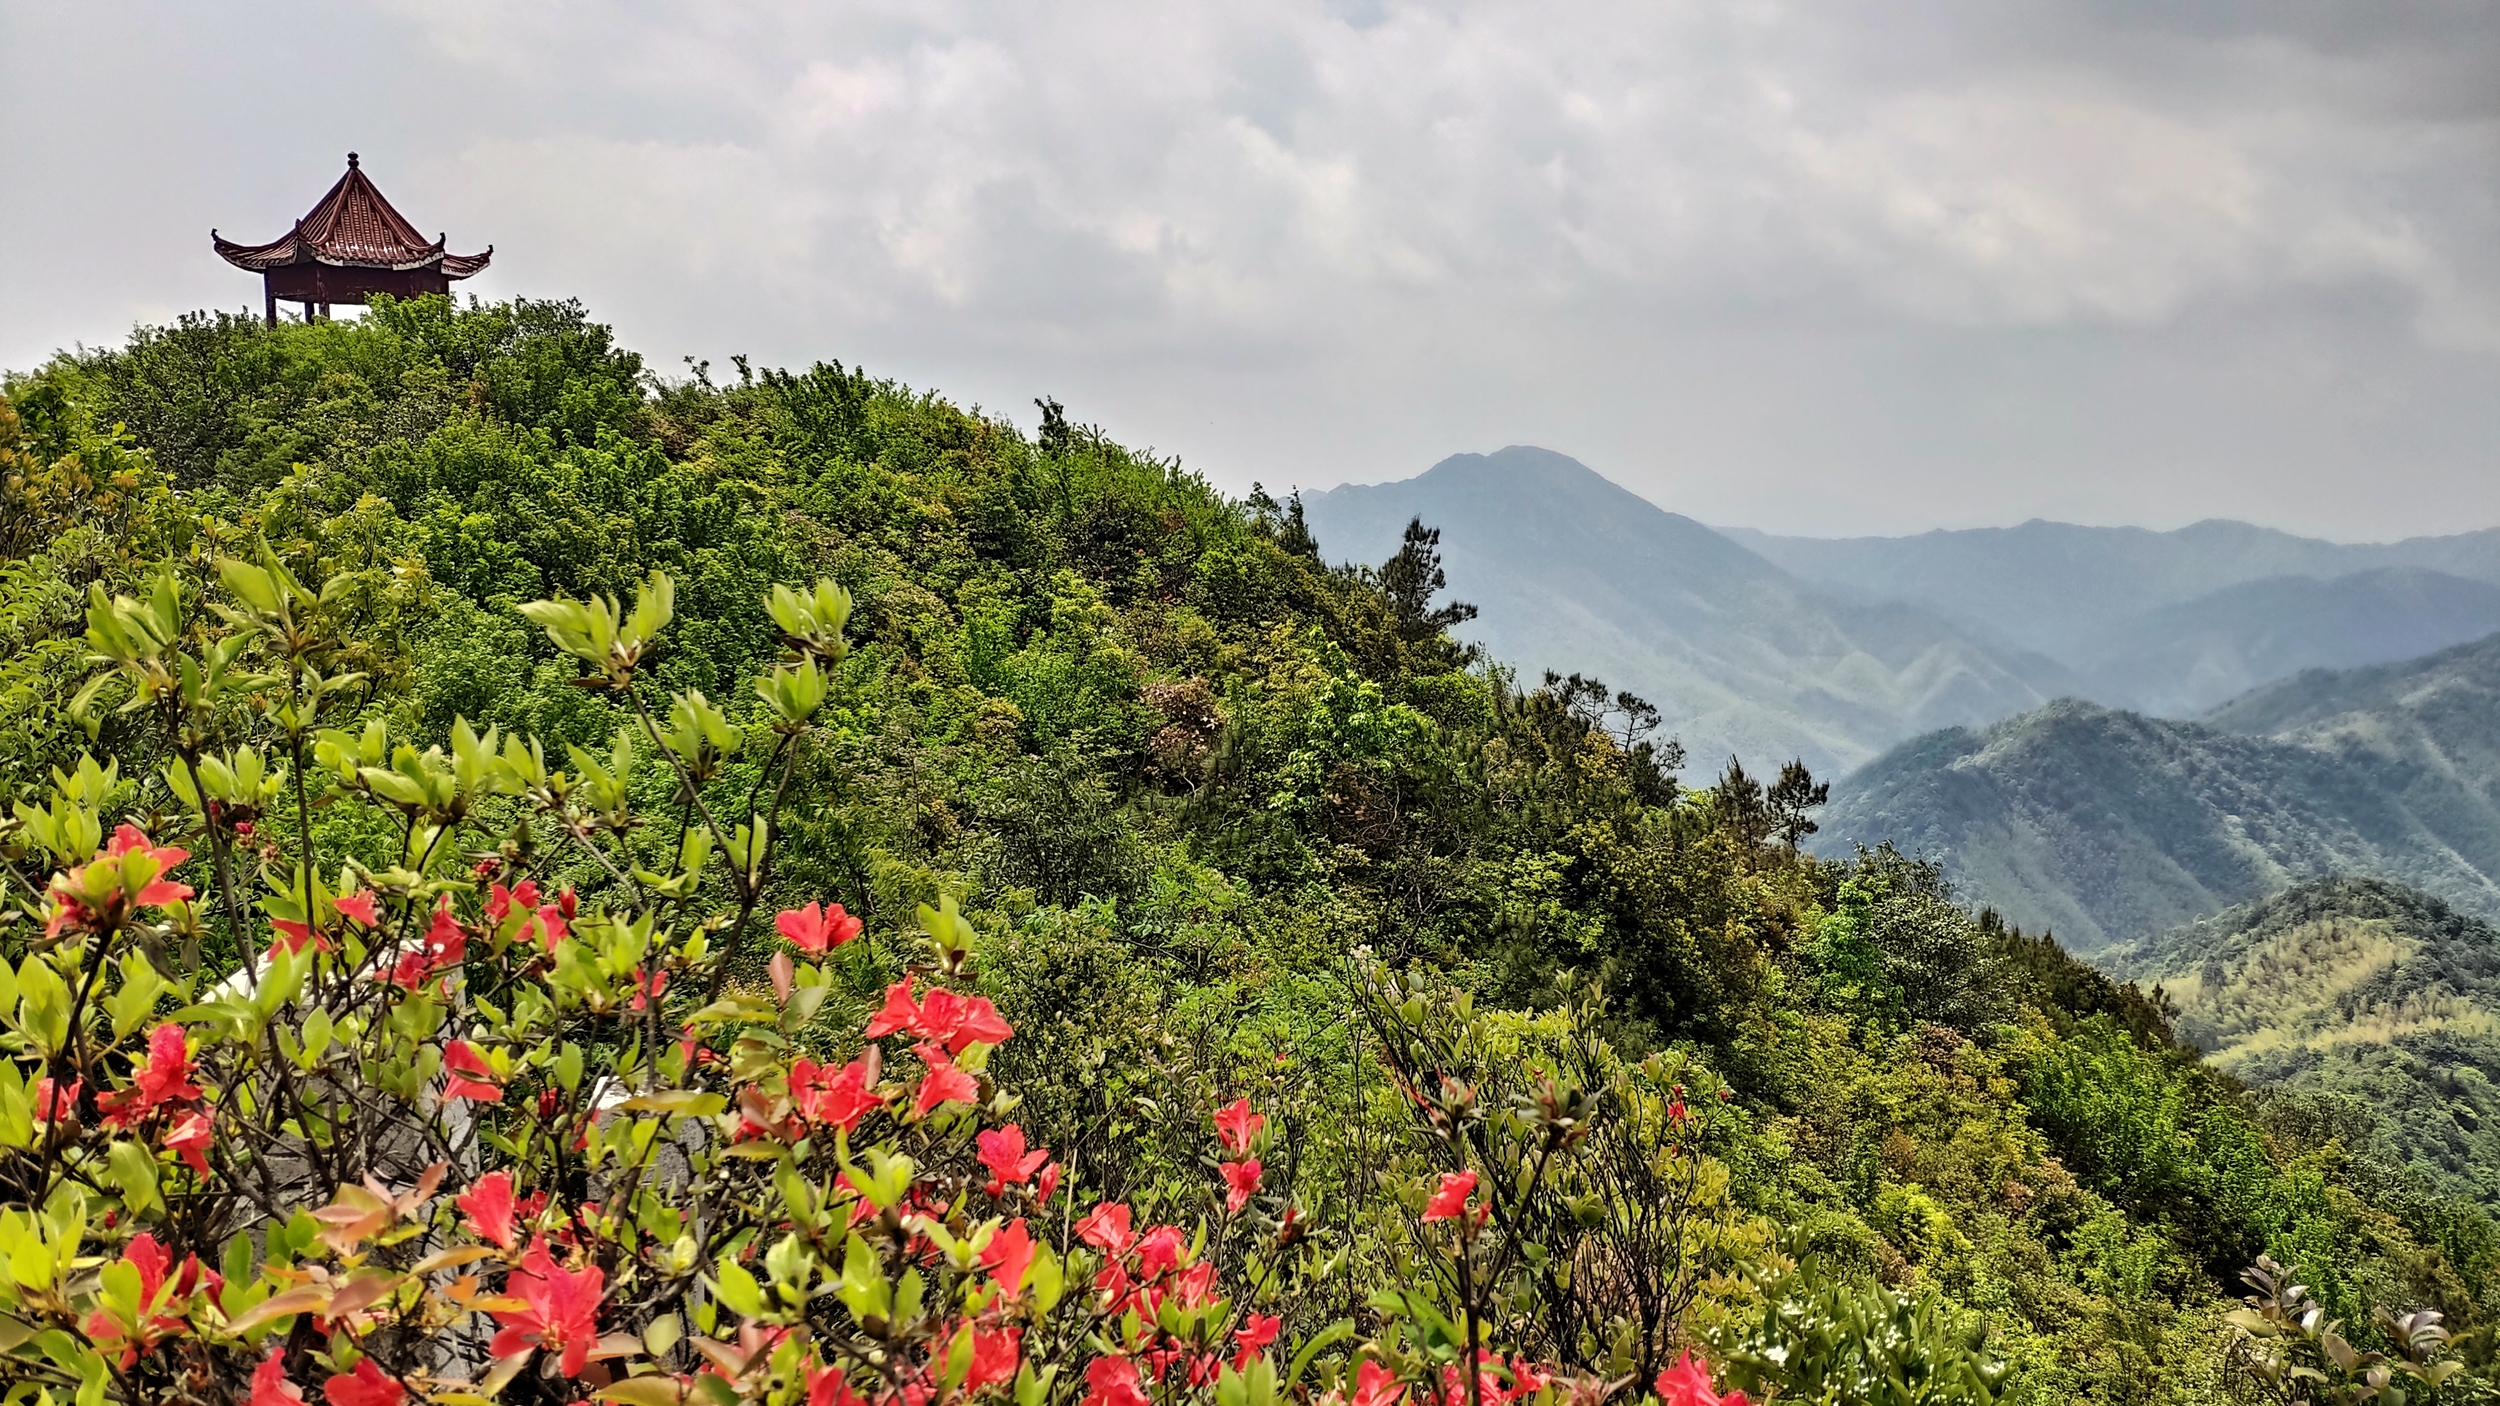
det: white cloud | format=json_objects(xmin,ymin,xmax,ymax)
[{"xmin": 3, "ymin": 0, "xmax": 2495, "ymax": 537}]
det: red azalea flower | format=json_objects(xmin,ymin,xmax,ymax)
[
  {"xmin": 966, "ymin": 1325, "xmax": 1022, "ymax": 1391},
  {"xmin": 1221, "ymin": 1157, "xmax": 1262, "ymax": 1213},
  {"xmin": 163, "ymin": 1110, "xmax": 213, "ymax": 1176},
  {"xmin": 865, "ymin": 977, "xmax": 923, "ymax": 1039},
  {"xmin": 1094, "ymin": 1260, "xmax": 1137, "ymax": 1314},
  {"xmin": 1174, "ymin": 1260, "xmax": 1219, "ymax": 1309},
  {"xmin": 1213, "ymin": 1097, "xmax": 1263, "ymax": 1154},
  {"xmin": 251, "ymin": 1349, "xmax": 307, "ymax": 1405},
  {"xmin": 427, "ymin": 899, "xmax": 468, "ymax": 961},
  {"xmin": 386, "ymin": 898, "xmax": 468, "ymax": 989},
  {"xmin": 83, "ymin": 1233, "xmax": 185, "ymax": 1367},
  {"xmin": 1667, "ymin": 1099, "xmax": 1689, "ymax": 1126},
  {"xmin": 776, "ymin": 901, "xmax": 864, "ymax": 954},
  {"xmin": 44, "ymin": 826, "xmax": 190, "ymax": 938},
  {"xmin": 107, "ymin": 825, "xmax": 192, "ymax": 902},
  {"xmin": 1035, "ymin": 1160, "xmax": 1061, "ymax": 1206},
  {"xmin": 977, "ymin": 1124, "xmax": 1050, "ymax": 1192},
  {"xmin": 909, "ymin": 1043, "xmax": 979, "ymax": 1117},
  {"xmin": 806, "ymin": 1364, "xmax": 868, "ymax": 1406},
  {"xmin": 532, "ymin": 903, "xmax": 568, "ymax": 950},
  {"xmin": 1231, "ymin": 1314, "xmax": 1281, "ymax": 1371},
  {"xmin": 267, "ymin": 919, "xmax": 323, "ymax": 957},
  {"xmin": 1135, "ymin": 1224, "xmax": 1188, "ymax": 1277},
  {"xmin": 630, "ymin": 967, "xmax": 668, "ymax": 1011},
  {"xmin": 1075, "ymin": 1202, "xmax": 1135, "ymax": 1255},
  {"xmin": 333, "ymin": 892, "xmax": 379, "ymax": 926},
  {"xmin": 458, "ymin": 1171, "xmax": 518, "ymax": 1248},
  {"xmin": 980, "ymin": 1218, "xmax": 1035, "ymax": 1295},
  {"xmin": 1352, "ymin": 1360, "xmax": 1406, "ymax": 1406},
  {"xmin": 915, "ymin": 987, "xmax": 1016, "ymax": 1054},
  {"xmin": 1083, "ymin": 1357, "xmax": 1150, "ymax": 1406},
  {"xmin": 442, "ymin": 1041, "xmax": 503, "ymax": 1102},
  {"xmin": 30, "ymin": 1077, "xmax": 80, "ymax": 1127},
  {"xmin": 1654, "ymin": 1351, "xmax": 1747, "ymax": 1406},
  {"xmin": 97, "ymin": 1024, "xmax": 201, "ymax": 1128},
  {"xmin": 488, "ymin": 1238, "xmax": 605, "ymax": 1377},
  {"xmin": 790, "ymin": 1055, "xmax": 881, "ymax": 1131},
  {"xmin": 1507, "ymin": 1358, "xmax": 1550, "ymax": 1401},
  {"xmin": 322, "ymin": 1358, "xmax": 405, "ymax": 1406},
  {"xmin": 1422, "ymin": 1169, "xmax": 1478, "ymax": 1223},
  {"xmin": 484, "ymin": 879, "xmax": 538, "ymax": 924},
  {"xmin": 864, "ymin": 978, "xmax": 1015, "ymax": 1052}
]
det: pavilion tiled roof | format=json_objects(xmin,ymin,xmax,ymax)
[{"xmin": 213, "ymin": 154, "xmax": 491, "ymax": 278}]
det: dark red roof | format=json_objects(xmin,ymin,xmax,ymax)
[{"xmin": 214, "ymin": 153, "xmax": 491, "ymax": 278}]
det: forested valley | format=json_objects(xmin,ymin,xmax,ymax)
[{"xmin": 0, "ymin": 297, "xmax": 2489, "ymax": 1405}]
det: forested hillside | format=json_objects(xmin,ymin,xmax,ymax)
[
  {"xmin": 2107, "ymin": 878, "xmax": 2500, "ymax": 1209},
  {"xmin": 2, "ymin": 300, "xmax": 2493, "ymax": 1404},
  {"xmin": 1819, "ymin": 637, "xmax": 2500, "ymax": 951}
]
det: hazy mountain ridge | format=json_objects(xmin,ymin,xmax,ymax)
[
  {"xmin": 1723, "ymin": 519, "xmax": 2500, "ymax": 660},
  {"xmin": 2074, "ymin": 567, "xmax": 2500, "ymax": 717},
  {"xmin": 1299, "ymin": 447, "xmax": 2079, "ymax": 776},
  {"xmin": 2105, "ymin": 878, "xmax": 2500, "ymax": 1207}
]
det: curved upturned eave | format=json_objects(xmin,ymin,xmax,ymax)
[{"xmin": 211, "ymin": 231, "xmax": 492, "ymax": 279}]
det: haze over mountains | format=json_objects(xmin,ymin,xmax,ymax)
[
  {"xmin": 1307, "ymin": 446, "xmax": 2500, "ymax": 953},
  {"xmin": 1299, "ymin": 447, "xmax": 2078, "ymax": 778},
  {"xmin": 1305, "ymin": 446, "xmax": 2500, "ymax": 776},
  {"xmin": 1724, "ymin": 519, "xmax": 2500, "ymax": 666}
]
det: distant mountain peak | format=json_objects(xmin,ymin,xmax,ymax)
[{"xmin": 1299, "ymin": 448, "xmax": 2073, "ymax": 778}]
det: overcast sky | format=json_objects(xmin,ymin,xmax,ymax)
[{"xmin": 4, "ymin": 1, "xmax": 2495, "ymax": 540}]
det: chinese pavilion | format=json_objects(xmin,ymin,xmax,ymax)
[{"xmin": 213, "ymin": 153, "xmax": 491, "ymax": 326}]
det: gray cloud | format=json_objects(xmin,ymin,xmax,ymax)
[{"xmin": 4, "ymin": 0, "xmax": 2494, "ymax": 539}]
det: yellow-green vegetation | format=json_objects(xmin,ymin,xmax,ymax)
[
  {"xmin": 2, "ymin": 299, "xmax": 2495, "ymax": 1403},
  {"xmin": 2113, "ymin": 877, "xmax": 2500, "ymax": 1216}
]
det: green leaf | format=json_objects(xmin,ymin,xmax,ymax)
[
  {"xmin": 597, "ymin": 1382, "xmax": 693, "ymax": 1405},
  {"xmin": 106, "ymin": 1139, "xmax": 160, "ymax": 1214},
  {"xmin": 1287, "ymin": 1321, "xmax": 1356, "ymax": 1392},
  {"xmin": 615, "ymin": 1091, "xmax": 725, "ymax": 1117},
  {"xmin": 711, "ymin": 1259, "xmax": 765, "ymax": 1319}
]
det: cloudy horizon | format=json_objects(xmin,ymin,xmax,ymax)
[{"xmin": 4, "ymin": 0, "xmax": 2494, "ymax": 542}]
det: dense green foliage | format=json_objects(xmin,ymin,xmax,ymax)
[
  {"xmin": 2110, "ymin": 879, "xmax": 2500, "ymax": 1213},
  {"xmin": 4, "ymin": 299, "xmax": 2496, "ymax": 1403}
]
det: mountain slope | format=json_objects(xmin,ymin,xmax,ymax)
[
  {"xmin": 1301, "ymin": 447, "xmax": 2078, "ymax": 776},
  {"xmin": 1816, "ymin": 698, "xmax": 2500, "ymax": 951},
  {"xmin": 2105, "ymin": 878, "xmax": 2500, "ymax": 1207},
  {"xmin": 1723, "ymin": 519, "xmax": 2500, "ymax": 664},
  {"xmin": 2076, "ymin": 568, "xmax": 2500, "ymax": 717}
]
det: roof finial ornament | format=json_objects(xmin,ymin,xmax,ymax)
[{"xmin": 347, "ymin": 151, "xmax": 360, "ymax": 168}]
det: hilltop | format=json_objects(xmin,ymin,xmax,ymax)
[{"xmin": 4, "ymin": 300, "xmax": 2495, "ymax": 1401}]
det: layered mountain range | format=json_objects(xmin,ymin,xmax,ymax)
[
  {"xmin": 1300, "ymin": 448, "xmax": 2079, "ymax": 777},
  {"xmin": 1306, "ymin": 446, "xmax": 2500, "ymax": 954},
  {"xmin": 1816, "ymin": 631, "xmax": 2500, "ymax": 949},
  {"xmin": 1305, "ymin": 446, "xmax": 2500, "ymax": 776}
]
